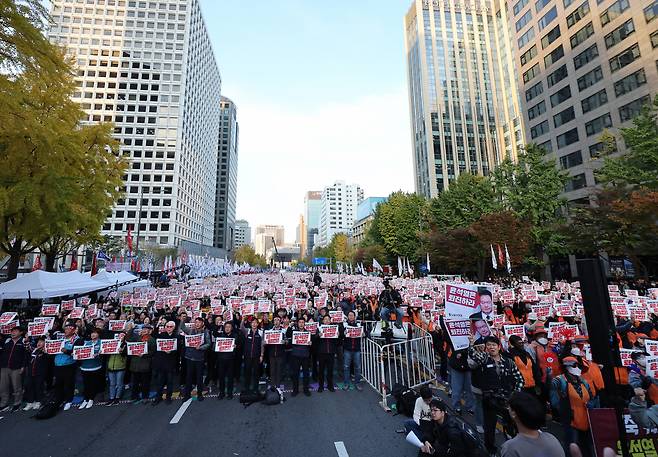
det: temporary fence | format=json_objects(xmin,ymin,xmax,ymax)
[{"xmin": 361, "ymin": 321, "xmax": 436, "ymax": 411}]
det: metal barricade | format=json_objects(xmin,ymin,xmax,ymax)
[{"xmin": 360, "ymin": 323, "xmax": 436, "ymax": 410}]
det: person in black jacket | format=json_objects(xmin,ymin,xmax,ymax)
[
  {"xmin": 0, "ymin": 326, "xmax": 28, "ymax": 412},
  {"xmin": 241, "ymin": 318, "xmax": 264, "ymax": 393},
  {"xmin": 379, "ymin": 280, "xmax": 403, "ymax": 329},
  {"xmin": 152, "ymin": 321, "xmax": 180, "ymax": 404},
  {"xmin": 23, "ymin": 337, "xmax": 47, "ymax": 411},
  {"xmin": 286, "ymin": 317, "xmax": 312, "ymax": 397},
  {"xmin": 418, "ymin": 399, "xmax": 467, "ymax": 457},
  {"xmin": 317, "ymin": 315, "xmax": 337, "ymax": 392},
  {"xmin": 266, "ymin": 317, "xmax": 286, "ymax": 389},
  {"xmin": 215, "ymin": 321, "xmax": 241, "ymax": 399}
]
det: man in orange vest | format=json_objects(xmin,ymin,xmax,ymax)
[{"xmin": 509, "ymin": 335, "xmax": 541, "ymax": 397}]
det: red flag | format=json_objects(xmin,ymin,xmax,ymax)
[
  {"xmin": 32, "ymin": 255, "xmax": 42, "ymax": 271},
  {"xmin": 126, "ymin": 227, "xmax": 133, "ymax": 254},
  {"xmin": 70, "ymin": 253, "xmax": 78, "ymax": 271},
  {"xmin": 91, "ymin": 253, "xmax": 98, "ymax": 276},
  {"xmin": 497, "ymin": 244, "xmax": 505, "ymax": 267}
]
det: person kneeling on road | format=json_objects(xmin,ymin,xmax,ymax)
[{"xmin": 417, "ymin": 399, "xmax": 466, "ymax": 456}]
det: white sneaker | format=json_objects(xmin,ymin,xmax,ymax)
[
  {"xmin": 85, "ymin": 399, "xmax": 94, "ymax": 409},
  {"xmin": 33, "ymin": 402, "xmax": 41, "ymax": 410},
  {"xmin": 78, "ymin": 400, "xmax": 88, "ymax": 410},
  {"xmin": 23, "ymin": 403, "xmax": 34, "ymax": 411},
  {"xmin": 63, "ymin": 402, "xmax": 72, "ymax": 411}
]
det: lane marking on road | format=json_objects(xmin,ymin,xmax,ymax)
[
  {"xmin": 169, "ymin": 398, "xmax": 192, "ymax": 424},
  {"xmin": 334, "ymin": 441, "xmax": 349, "ymax": 457}
]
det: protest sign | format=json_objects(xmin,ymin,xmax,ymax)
[
  {"xmin": 504, "ymin": 324, "xmax": 526, "ymax": 341},
  {"xmin": 491, "ymin": 315, "xmax": 505, "ymax": 328},
  {"xmin": 156, "ymin": 338, "xmax": 177, "ymax": 352},
  {"xmin": 264, "ymin": 330, "xmax": 284, "ymax": 345},
  {"xmin": 329, "ymin": 310, "xmax": 344, "ymax": 323},
  {"xmin": 444, "ymin": 284, "xmax": 494, "ymax": 320},
  {"xmin": 421, "ymin": 300, "xmax": 435, "ymax": 311},
  {"xmin": 548, "ymin": 322, "xmax": 566, "ymax": 339},
  {"xmin": 109, "ymin": 320, "xmax": 126, "ymax": 331},
  {"xmin": 554, "ymin": 302, "xmax": 574, "ymax": 317},
  {"xmin": 79, "ymin": 297, "xmax": 91, "ymax": 307},
  {"xmin": 319, "ymin": 325, "xmax": 339, "ymax": 339},
  {"xmin": 60, "ymin": 299, "xmax": 75, "ymax": 311},
  {"xmin": 27, "ymin": 321, "xmax": 48, "ymax": 337},
  {"xmin": 100, "ymin": 339, "xmax": 121, "ymax": 355},
  {"xmin": 0, "ymin": 312, "xmax": 17, "ymax": 326},
  {"xmin": 73, "ymin": 345, "xmax": 94, "ymax": 360},
  {"xmin": 646, "ymin": 339, "xmax": 658, "ymax": 356},
  {"xmin": 647, "ymin": 356, "xmax": 658, "ymax": 379},
  {"xmin": 210, "ymin": 305, "xmax": 224, "ymax": 315},
  {"xmin": 41, "ymin": 304, "xmax": 59, "ymax": 316},
  {"xmin": 630, "ymin": 306, "xmax": 648, "ymax": 322},
  {"xmin": 257, "ymin": 300, "xmax": 272, "ymax": 313},
  {"xmin": 86, "ymin": 304, "xmax": 98, "ymax": 319},
  {"xmin": 612, "ymin": 304, "xmax": 630, "ymax": 318},
  {"xmin": 215, "ymin": 337, "xmax": 235, "ymax": 352},
  {"xmin": 127, "ymin": 341, "xmax": 147, "ymax": 356},
  {"xmin": 531, "ymin": 304, "xmax": 551, "ymax": 319},
  {"xmin": 620, "ymin": 348, "xmax": 634, "ymax": 367},
  {"xmin": 184, "ymin": 333, "xmax": 203, "ymax": 348},
  {"xmin": 34, "ymin": 316, "xmax": 55, "ymax": 329},
  {"xmin": 562, "ymin": 324, "xmax": 579, "ymax": 339},
  {"xmin": 344, "ymin": 326, "xmax": 363, "ymax": 338},
  {"xmin": 445, "ymin": 320, "xmax": 471, "ymax": 351},
  {"xmin": 45, "ymin": 339, "xmax": 65, "ymax": 355},
  {"xmin": 69, "ymin": 307, "xmax": 85, "ymax": 319},
  {"xmin": 589, "ymin": 408, "xmax": 658, "ymax": 457},
  {"xmin": 305, "ymin": 322, "xmax": 318, "ymax": 334},
  {"xmin": 292, "ymin": 331, "xmax": 311, "ymax": 345},
  {"xmin": 521, "ymin": 290, "xmax": 539, "ymax": 302},
  {"xmin": 1, "ymin": 322, "xmax": 18, "ymax": 334},
  {"xmin": 471, "ymin": 319, "xmax": 493, "ymax": 345}
]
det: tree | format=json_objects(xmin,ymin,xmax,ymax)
[
  {"xmin": 233, "ymin": 245, "xmax": 267, "ymax": 267},
  {"xmin": 429, "ymin": 173, "xmax": 499, "ymax": 230},
  {"xmin": 376, "ymin": 192, "xmax": 427, "ymax": 261},
  {"xmin": 469, "ymin": 211, "xmax": 533, "ymax": 270},
  {"xmin": 329, "ymin": 233, "xmax": 351, "ymax": 263},
  {"xmin": 597, "ymin": 95, "xmax": 658, "ymax": 190},
  {"xmin": 423, "ymin": 227, "xmax": 481, "ymax": 276}
]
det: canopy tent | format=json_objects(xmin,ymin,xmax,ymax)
[
  {"xmin": 84, "ymin": 269, "xmax": 150, "ymax": 293},
  {"xmin": 0, "ymin": 270, "xmax": 108, "ymax": 299}
]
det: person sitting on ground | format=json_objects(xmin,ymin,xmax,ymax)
[
  {"xmin": 501, "ymin": 391, "xmax": 565, "ymax": 457},
  {"xmin": 401, "ymin": 385, "xmax": 433, "ymax": 439},
  {"xmin": 417, "ymin": 399, "xmax": 466, "ymax": 457}
]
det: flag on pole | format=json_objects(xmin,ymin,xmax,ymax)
[
  {"xmin": 70, "ymin": 252, "xmax": 78, "ymax": 271},
  {"xmin": 32, "ymin": 254, "xmax": 42, "ymax": 271},
  {"xmin": 91, "ymin": 253, "xmax": 98, "ymax": 276},
  {"xmin": 505, "ymin": 244, "xmax": 512, "ymax": 274},
  {"xmin": 426, "ymin": 253, "xmax": 431, "ymax": 273},
  {"xmin": 407, "ymin": 257, "xmax": 414, "ymax": 276},
  {"xmin": 126, "ymin": 227, "xmax": 133, "ymax": 255},
  {"xmin": 397, "ymin": 256, "xmax": 404, "ymax": 276},
  {"xmin": 497, "ymin": 244, "xmax": 504, "ymax": 267},
  {"xmin": 490, "ymin": 244, "xmax": 498, "ymax": 270},
  {"xmin": 97, "ymin": 251, "xmax": 111, "ymax": 261},
  {"xmin": 372, "ymin": 258, "xmax": 383, "ymax": 272}
]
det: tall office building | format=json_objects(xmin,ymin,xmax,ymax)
[
  {"xmin": 48, "ymin": 0, "xmax": 221, "ymax": 250},
  {"xmin": 214, "ymin": 96, "xmax": 239, "ymax": 251},
  {"xmin": 318, "ymin": 181, "xmax": 364, "ymax": 247},
  {"xmin": 233, "ymin": 219, "xmax": 251, "ymax": 249},
  {"xmin": 511, "ymin": 0, "xmax": 658, "ymax": 203},
  {"xmin": 254, "ymin": 225, "xmax": 285, "ymax": 256},
  {"xmin": 296, "ymin": 214, "xmax": 307, "ymax": 257},
  {"xmin": 404, "ymin": 0, "xmax": 524, "ymax": 198},
  {"xmin": 304, "ymin": 191, "xmax": 322, "ymax": 256}
]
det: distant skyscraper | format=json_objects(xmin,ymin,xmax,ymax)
[
  {"xmin": 404, "ymin": 0, "xmax": 524, "ymax": 198},
  {"xmin": 254, "ymin": 225, "xmax": 285, "ymax": 256},
  {"xmin": 318, "ymin": 181, "xmax": 364, "ymax": 247},
  {"xmin": 510, "ymin": 0, "xmax": 658, "ymax": 203},
  {"xmin": 304, "ymin": 191, "xmax": 322, "ymax": 256},
  {"xmin": 297, "ymin": 214, "xmax": 307, "ymax": 259},
  {"xmin": 233, "ymin": 219, "xmax": 251, "ymax": 249},
  {"xmin": 214, "ymin": 96, "xmax": 239, "ymax": 251},
  {"xmin": 48, "ymin": 0, "xmax": 222, "ymax": 250}
]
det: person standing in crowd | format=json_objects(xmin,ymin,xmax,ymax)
[
  {"xmin": 266, "ymin": 316, "xmax": 286, "ymax": 390},
  {"xmin": 79, "ymin": 328, "xmax": 104, "ymax": 409},
  {"xmin": 106, "ymin": 331, "xmax": 127, "ymax": 406},
  {"xmin": 242, "ymin": 318, "xmax": 264, "ymax": 393},
  {"xmin": 447, "ymin": 346, "xmax": 474, "ymax": 415},
  {"xmin": 287, "ymin": 317, "xmax": 312, "ymax": 397},
  {"xmin": 417, "ymin": 399, "xmax": 466, "ymax": 457},
  {"xmin": 181, "ymin": 317, "xmax": 210, "ymax": 401},
  {"xmin": 0, "ymin": 326, "xmax": 28, "ymax": 412},
  {"xmin": 215, "ymin": 321, "xmax": 240, "ymax": 399},
  {"xmin": 501, "ymin": 391, "xmax": 565, "ymax": 457},
  {"xmin": 152, "ymin": 321, "xmax": 180, "ymax": 405},
  {"xmin": 317, "ymin": 314, "xmax": 337, "ymax": 393},
  {"xmin": 128, "ymin": 324, "xmax": 156, "ymax": 404},
  {"xmin": 468, "ymin": 335, "xmax": 524, "ymax": 455},
  {"xmin": 342, "ymin": 310, "xmax": 364, "ymax": 391},
  {"xmin": 54, "ymin": 322, "xmax": 84, "ymax": 410},
  {"xmin": 23, "ymin": 337, "xmax": 47, "ymax": 411},
  {"xmin": 508, "ymin": 335, "xmax": 541, "ymax": 398}
]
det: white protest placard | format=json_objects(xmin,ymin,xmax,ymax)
[
  {"xmin": 156, "ymin": 338, "xmax": 177, "ymax": 352},
  {"xmin": 532, "ymin": 304, "xmax": 552, "ymax": 319},
  {"xmin": 109, "ymin": 320, "xmax": 127, "ymax": 332},
  {"xmin": 305, "ymin": 322, "xmax": 318, "ymax": 334},
  {"xmin": 184, "ymin": 333, "xmax": 203, "ymax": 348},
  {"xmin": 100, "ymin": 339, "xmax": 121, "ymax": 355},
  {"xmin": 329, "ymin": 310, "xmax": 344, "ymax": 324},
  {"xmin": 647, "ymin": 356, "xmax": 658, "ymax": 379},
  {"xmin": 620, "ymin": 348, "xmax": 634, "ymax": 367},
  {"xmin": 444, "ymin": 284, "xmax": 480, "ymax": 320},
  {"xmin": 34, "ymin": 316, "xmax": 55, "ymax": 330},
  {"xmin": 0, "ymin": 312, "xmax": 17, "ymax": 326},
  {"xmin": 41, "ymin": 304, "xmax": 59, "ymax": 316},
  {"xmin": 27, "ymin": 321, "xmax": 48, "ymax": 337},
  {"xmin": 504, "ymin": 324, "xmax": 526, "ymax": 341},
  {"xmin": 73, "ymin": 345, "xmax": 94, "ymax": 360},
  {"xmin": 257, "ymin": 300, "xmax": 271, "ymax": 313},
  {"xmin": 629, "ymin": 306, "xmax": 648, "ymax": 322},
  {"xmin": 79, "ymin": 297, "xmax": 91, "ymax": 307},
  {"xmin": 264, "ymin": 330, "xmax": 284, "ymax": 345},
  {"xmin": 319, "ymin": 324, "xmax": 339, "ymax": 339},
  {"xmin": 61, "ymin": 299, "xmax": 76, "ymax": 311},
  {"xmin": 645, "ymin": 339, "xmax": 658, "ymax": 356},
  {"xmin": 445, "ymin": 320, "xmax": 472, "ymax": 351},
  {"xmin": 214, "ymin": 337, "xmax": 235, "ymax": 353},
  {"xmin": 292, "ymin": 331, "xmax": 311, "ymax": 345},
  {"xmin": 345, "ymin": 325, "xmax": 364, "ymax": 338},
  {"xmin": 127, "ymin": 341, "xmax": 147, "ymax": 356},
  {"xmin": 69, "ymin": 307, "xmax": 85, "ymax": 319},
  {"xmin": 554, "ymin": 302, "xmax": 574, "ymax": 317},
  {"xmin": 45, "ymin": 339, "xmax": 65, "ymax": 355},
  {"xmin": 548, "ymin": 322, "xmax": 566, "ymax": 339}
]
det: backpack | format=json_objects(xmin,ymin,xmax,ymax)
[
  {"xmin": 34, "ymin": 401, "xmax": 59, "ymax": 420},
  {"xmin": 239, "ymin": 390, "xmax": 264, "ymax": 408},
  {"xmin": 390, "ymin": 383, "xmax": 418, "ymax": 417},
  {"xmin": 263, "ymin": 386, "xmax": 284, "ymax": 405},
  {"xmin": 449, "ymin": 414, "xmax": 489, "ymax": 457}
]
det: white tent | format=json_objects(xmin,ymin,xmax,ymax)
[{"xmin": 0, "ymin": 270, "xmax": 108, "ymax": 299}]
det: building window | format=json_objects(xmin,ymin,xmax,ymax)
[
  {"xmin": 604, "ymin": 19, "xmax": 635, "ymax": 49},
  {"xmin": 645, "ymin": 1, "xmax": 658, "ymax": 23},
  {"xmin": 514, "ymin": 0, "xmax": 530, "ymax": 15},
  {"xmin": 536, "ymin": 0, "xmax": 551, "ymax": 13},
  {"xmin": 544, "ymin": 45, "xmax": 564, "ymax": 67},
  {"xmin": 585, "ymin": 113, "xmax": 612, "ymax": 136},
  {"xmin": 528, "ymin": 100, "xmax": 547, "ymax": 120},
  {"xmin": 518, "ymin": 27, "xmax": 536, "ymax": 48},
  {"xmin": 566, "ymin": 1, "xmax": 590, "ymax": 28},
  {"xmin": 525, "ymin": 81, "xmax": 544, "ymax": 101},
  {"xmin": 550, "ymin": 85, "xmax": 572, "ymax": 107},
  {"xmin": 601, "ymin": 0, "xmax": 630, "ymax": 26},
  {"xmin": 554, "ymin": 106, "xmax": 576, "ymax": 127},
  {"xmin": 559, "ymin": 150, "xmax": 584, "ymax": 169},
  {"xmin": 609, "ymin": 43, "xmax": 641, "ymax": 73},
  {"xmin": 614, "ymin": 69, "xmax": 647, "ymax": 96},
  {"xmin": 547, "ymin": 64, "xmax": 569, "ymax": 87},
  {"xmin": 538, "ymin": 6, "xmax": 558, "ymax": 30},
  {"xmin": 577, "ymin": 65, "xmax": 603, "ymax": 91},
  {"xmin": 523, "ymin": 63, "xmax": 541, "ymax": 83},
  {"xmin": 619, "ymin": 95, "xmax": 651, "ymax": 122},
  {"xmin": 520, "ymin": 45, "xmax": 538, "ymax": 66},
  {"xmin": 573, "ymin": 43, "xmax": 599, "ymax": 69},
  {"xmin": 530, "ymin": 120, "xmax": 550, "ymax": 138},
  {"xmin": 516, "ymin": 10, "xmax": 533, "ymax": 31},
  {"xmin": 538, "ymin": 140, "xmax": 553, "ymax": 153},
  {"xmin": 581, "ymin": 88, "xmax": 608, "ymax": 113},
  {"xmin": 652, "ymin": 30, "xmax": 658, "ymax": 48},
  {"xmin": 570, "ymin": 22, "xmax": 594, "ymax": 49},
  {"xmin": 541, "ymin": 25, "xmax": 561, "ymax": 49},
  {"xmin": 589, "ymin": 139, "xmax": 616, "ymax": 158},
  {"xmin": 565, "ymin": 173, "xmax": 587, "ymax": 191},
  {"xmin": 557, "ymin": 128, "xmax": 580, "ymax": 148}
]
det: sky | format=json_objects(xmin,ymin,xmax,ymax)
[{"xmin": 200, "ymin": 0, "xmax": 415, "ymax": 244}]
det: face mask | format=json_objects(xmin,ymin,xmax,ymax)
[
  {"xmin": 571, "ymin": 348, "xmax": 582, "ymax": 357},
  {"xmin": 537, "ymin": 337, "xmax": 548, "ymax": 346},
  {"xmin": 637, "ymin": 357, "xmax": 647, "ymax": 366},
  {"xmin": 567, "ymin": 366, "xmax": 581, "ymax": 376}
]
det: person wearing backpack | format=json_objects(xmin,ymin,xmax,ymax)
[
  {"xmin": 550, "ymin": 356, "xmax": 594, "ymax": 457},
  {"xmin": 417, "ymin": 399, "xmax": 467, "ymax": 457}
]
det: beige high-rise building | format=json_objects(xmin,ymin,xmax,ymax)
[
  {"xmin": 511, "ymin": 0, "xmax": 658, "ymax": 203},
  {"xmin": 253, "ymin": 224, "xmax": 285, "ymax": 256},
  {"xmin": 404, "ymin": 0, "xmax": 525, "ymax": 198}
]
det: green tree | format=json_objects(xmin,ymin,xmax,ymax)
[
  {"xmin": 329, "ymin": 233, "xmax": 351, "ymax": 262},
  {"xmin": 423, "ymin": 227, "xmax": 481, "ymax": 276},
  {"xmin": 376, "ymin": 192, "xmax": 427, "ymax": 261},
  {"xmin": 597, "ymin": 96, "xmax": 658, "ymax": 190},
  {"xmin": 429, "ymin": 173, "xmax": 499, "ymax": 230}
]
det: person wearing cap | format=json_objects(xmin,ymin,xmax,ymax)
[
  {"xmin": 508, "ymin": 335, "xmax": 541, "ymax": 398},
  {"xmin": 0, "ymin": 325, "xmax": 28, "ymax": 412},
  {"xmin": 550, "ymin": 356, "xmax": 594, "ymax": 457},
  {"xmin": 629, "ymin": 350, "xmax": 658, "ymax": 405},
  {"xmin": 417, "ymin": 398, "xmax": 466, "ymax": 457},
  {"xmin": 54, "ymin": 321, "xmax": 84, "ymax": 410},
  {"xmin": 127, "ymin": 323, "xmax": 156, "ymax": 404}
]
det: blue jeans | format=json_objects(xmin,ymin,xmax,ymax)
[
  {"xmin": 404, "ymin": 418, "xmax": 423, "ymax": 440},
  {"xmin": 449, "ymin": 367, "xmax": 474, "ymax": 411},
  {"xmin": 473, "ymin": 391, "xmax": 484, "ymax": 427},
  {"xmin": 107, "ymin": 370, "xmax": 125, "ymax": 400},
  {"xmin": 381, "ymin": 307, "xmax": 403, "ymax": 326},
  {"xmin": 343, "ymin": 350, "xmax": 362, "ymax": 385}
]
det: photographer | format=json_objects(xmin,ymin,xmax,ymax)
[
  {"xmin": 379, "ymin": 279, "xmax": 403, "ymax": 329},
  {"xmin": 468, "ymin": 335, "xmax": 524, "ymax": 455}
]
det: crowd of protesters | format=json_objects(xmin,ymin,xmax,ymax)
[{"xmin": 1, "ymin": 270, "xmax": 657, "ymax": 457}]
